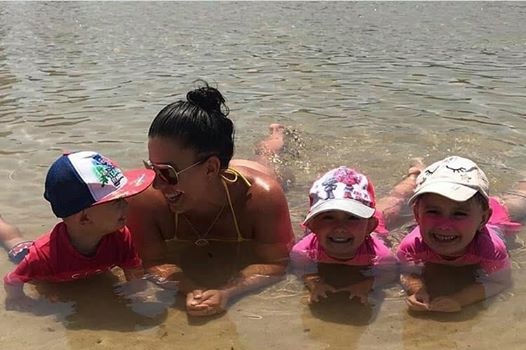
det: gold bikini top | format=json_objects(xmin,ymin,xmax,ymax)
[{"xmin": 173, "ymin": 167, "xmax": 252, "ymax": 245}]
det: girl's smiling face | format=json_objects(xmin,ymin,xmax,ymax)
[
  {"xmin": 307, "ymin": 210, "xmax": 377, "ymax": 259},
  {"xmin": 414, "ymin": 193, "xmax": 491, "ymax": 257}
]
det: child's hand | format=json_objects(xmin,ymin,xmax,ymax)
[
  {"xmin": 114, "ymin": 278, "xmax": 176, "ymax": 302},
  {"xmin": 338, "ymin": 282, "xmax": 371, "ymax": 305},
  {"xmin": 6, "ymin": 294, "xmax": 75, "ymax": 317},
  {"xmin": 142, "ymin": 273, "xmax": 180, "ymax": 290},
  {"xmin": 186, "ymin": 289, "xmax": 228, "ymax": 316},
  {"xmin": 308, "ymin": 280, "xmax": 337, "ymax": 304},
  {"xmin": 429, "ymin": 296, "xmax": 462, "ymax": 312},
  {"xmin": 114, "ymin": 279, "xmax": 177, "ymax": 318},
  {"xmin": 406, "ymin": 289, "xmax": 431, "ymax": 311},
  {"xmin": 5, "ymin": 292, "xmax": 38, "ymax": 311}
]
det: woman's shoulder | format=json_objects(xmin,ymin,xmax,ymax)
[{"xmin": 229, "ymin": 160, "xmax": 286, "ymax": 201}]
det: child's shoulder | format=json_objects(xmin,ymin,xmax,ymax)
[
  {"xmin": 473, "ymin": 226, "xmax": 508, "ymax": 256},
  {"xmin": 291, "ymin": 232, "xmax": 318, "ymax": 255},
  {"xmin": 397, "ymin": 226, "xmax": 425, "ymax": 250},
  {"xmin": 31, "ymin": 222, "xmax": 66, "ymax": 249}
]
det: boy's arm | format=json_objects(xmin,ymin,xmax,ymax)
[
  {"xmin": 4, "ymin": 279, "xmax": 26, "ymax": 299},
  {"xmin": 4, "ymin": 267, "xmax": 31, "ymax": 301}
]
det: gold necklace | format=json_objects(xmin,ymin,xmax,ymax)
[{"xmin": 183, "ymin": 203, "xmax": 226, "ymax": 246}]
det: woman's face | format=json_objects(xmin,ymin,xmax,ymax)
[{"xmin": 147, "ymin": 137, "xmax": 209, "ymax": 213}]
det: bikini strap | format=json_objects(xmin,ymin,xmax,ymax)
[
  {"xmin": 221, "ymin": 177, "xmax": 244, "ymax": 242},
  {"xmin": 221, "ymin": 167, "xmax": 252, "ymax": 188}
]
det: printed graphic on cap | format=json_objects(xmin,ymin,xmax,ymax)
[
  {"xmin": 312, "ymin": 167, "xmax": 373, "ymax": 207},
  {"xmin": 419, "ymin": 156, "xmax": 488, "ymax": 188},
  {"xmin": 92, "ymin": 154, "xmax": 124, "ymax": 188}
]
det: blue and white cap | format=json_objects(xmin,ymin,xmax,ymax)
[{"xmin": 44, "ymin": 151, "xmax": 155, "ymax": 218}]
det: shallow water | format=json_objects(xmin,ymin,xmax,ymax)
[{"xmin": 1, "ymin": 2, "xmax": 525, "ymax": 349}]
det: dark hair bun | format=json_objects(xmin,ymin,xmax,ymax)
[{"xmin": 186, "ymin": 81, "xmax": 228, "ymax": 116}]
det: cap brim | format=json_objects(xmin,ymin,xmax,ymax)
[
  {"xmin": 303, "ymin": 198, "xmax": 375, "ymax": 225},
  {"xmin": 409, "ymin": 182, "xmax": 479, "ymax": 205},
  {"xmin": 95, "ymin": 169, "xmax": 155, "ymax": 205}
]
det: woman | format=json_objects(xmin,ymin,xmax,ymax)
[{"xmin": 127, "ymin": 82, "xmax": 294, "ymax": 317}]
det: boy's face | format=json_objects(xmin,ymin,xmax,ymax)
[
  {"xmin": 413, "ymin": 193, "xmax": 490, "ymax": 258},
  {"xmin": 85, "ymin": 198, "xmax": 128, "ymax": 236},
  {"xmin": 307, "ymin": 210, "xmax": 377, "ymax": 259}
]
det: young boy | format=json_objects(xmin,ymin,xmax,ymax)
[
  {"xmin": 291, "ymin": 166, "xmax": 399, "ymax": 304},
  {"xmin": 3, "ymin": 151, "xmax": 155, "ymax": 300},
  {"xmin": 397, "ymin": 156, "xmax": 523, "ymax": 312}
]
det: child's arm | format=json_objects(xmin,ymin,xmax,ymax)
[
  {"xmin": 400, "ymin": 272, "xmax": 431, "ymax": 311},
  {"xmin": 3, "ymin": 257, "xmax": 35, "ymax": 300},
  {"xmin": 339, "ymin": 261, "xmax": 398, "ymax": 304},
  {"xmin": 123, "ymin": 267, "xmax": 145, "ymax": 281},
  {"xmin": 4, "ymin": 280, "xmax": 26, "ymax": 299},
  {"xmin": 337, "ymin": 277, "xmax": 374, "ymax": 304},
  {"xmin": 3, "ymin": 270, "xmax": 37, "ymax": 311},
  {"xmin": 429, "ymin": 267, "xmax": 511, "ymax": 312},
  {"xmin": 289, "ymin": 240, "xmax": 336, "ymax": 303},
  {"xmin": 303, "ymin": 273, "xmax": 337, "ymax": 303}
]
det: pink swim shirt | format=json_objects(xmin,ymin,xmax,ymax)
[
  {"xmin": 397, "ymin": 197, "xmax": 520, "ymax": 274},
  {"xmin": 291, "ymin": 233, "xmax": 395, "ymax": 268}
]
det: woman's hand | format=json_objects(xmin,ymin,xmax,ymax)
[{"xmin": 186, "ymin": 289, "xmax": 229, "ymax": 316}]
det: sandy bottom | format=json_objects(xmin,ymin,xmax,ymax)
[{"xmin": 2, "ymin": 230, "xmax": 526, "ymax": 350}]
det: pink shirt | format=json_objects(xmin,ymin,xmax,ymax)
[
  {"xmin": 291, "ymin": 233, "xmax": 396, "ymax": 268},
  {"xmin": 396, "ymin": 196, "xmax": 516, "ymax": 274},
  {"xmin": 396, "ymin": 225, "xmax": 509, "ymax": 274},
  {"xmin": 4, "ymin": 222, "xmax": 142, "ymax": 285}
]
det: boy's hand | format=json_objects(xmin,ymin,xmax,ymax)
[
  {"xmin": 6, "ymin": 294, "xmax": 75, "ymax": 316},
  {"xmin": 114, "ymin": 278, "xmax": 176, "ymax": 318},
  {"xmin": 143, "ymin": 273, "xmax": 180, "ymax": 290},
  {"xmin": 186, "ymin": 289, "xmax": 228, "ymax": 316},
  {"xmin": 114, "ymin": 278, "xmax": 150, "ymax": 297},
  {"xmin": 406, "ymin": 288, "xmax": 431, "ymax": 311},
  {"xmin": 429, "ymin": 296, "xmax": 462, "ymax": 312}
]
